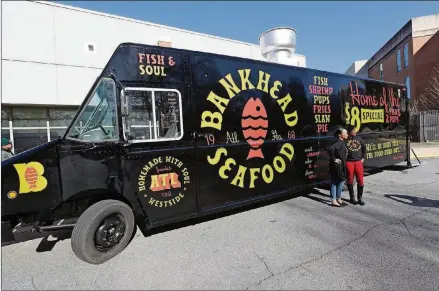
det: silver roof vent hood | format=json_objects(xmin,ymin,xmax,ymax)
[{"xmin": 259, "ymin": 27, "xmax": 304, "ymax": 67}]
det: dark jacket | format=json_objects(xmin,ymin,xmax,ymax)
[
  {"xmin": 346, "ymin": 135, "xmax": 366, "ymax": 161},
  {"xmin": 327, "ymin": 139, "xmax": 348, "ymax": 181}
]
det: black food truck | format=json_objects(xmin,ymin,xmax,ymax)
[{"xmin": 1, "ymin": 42, "xmax": 409, "ymax": 264}]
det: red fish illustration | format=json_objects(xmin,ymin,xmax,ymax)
[
  {"xmin": 242, "ymin": 97, "xmax": 268, "ymax": 160},
  {"xmin": 25, "ymin": 167, "xmax": 38, "ymax": 189}
]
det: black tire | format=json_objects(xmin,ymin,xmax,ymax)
[{"xmin": 71, "ymin": 199, "xmax": 135, "ymax": 265}]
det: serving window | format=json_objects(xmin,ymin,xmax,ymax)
[{"xmin": 122, "ymin": 88, "xmax": 183, "ymax": 142}]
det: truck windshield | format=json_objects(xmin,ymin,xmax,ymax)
[{"xmin": 67, "ymin": 78, "xmax": 118, "ymax": 142}]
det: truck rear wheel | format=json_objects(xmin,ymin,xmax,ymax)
[{"xmin": 71, "ymin": 199, "xmax": 135, "ymax": 264}]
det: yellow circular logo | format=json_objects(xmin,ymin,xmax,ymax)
[
  {"xmin": 137, "ymin": 156, "xmax": 191, "ymax": 208},
  {"xmin": 7, "ymin": 191, "xmax": 18, "ymax": 199}
]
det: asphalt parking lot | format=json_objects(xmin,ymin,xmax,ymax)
[{"xmin": 2, "ymin": 158, "xmax": 439, "ymax": 290}]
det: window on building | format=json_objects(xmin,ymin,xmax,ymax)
[
  {"xmin": 1, "ymin": 107, "xmax": 12, "ymax": 150},
  {"xmin": 11, "ymin": 107, "xmax": 48, "ymax": 154},
  {"xmin": 13, "ymin": 129, "xmax": 48, "ymax": 153},
  {"xmin": 1, "ymin": 105, "xmax": 81, "ymax": 156},
  {"xmin": 379, "ymin": 63, "xmax": 383, "ymax": 79},
  {"xmin": 1, "ymin": 107, "xmax": 11, "ymax": 130},
  {"xmin": 123, "ymin": 88, "xmax": 183, "ymax": 142},
  {"xmin": 49, "ymin": 107, "xmax": 78, "ymax": 141},
  {"xmin": 405, "ymin": 76, "xmax": 411, "ymax": 99},
  {"xmin": 85, "ymin": 42, "xmax": 96, "ymax": 53},
  {"xmin": 397, "ymin": 49, "xmax": 402, "ymax": 72},
  {"xmin": 403, "ymin": 43, "xmax": 409, "ymax": 68}
]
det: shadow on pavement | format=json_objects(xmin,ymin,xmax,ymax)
[
  {"xmin": 364, "ymin": 164, "xmax": 419, "ymax": 176},
  {"xmin": 303, "ymin": 188, "xmax": 351, "ymax": 206},
  {"xmin": 35, "ymin": 224, "xmax": 140, "ymax": 253},
  {"xmin": 36, "ymin": 230, "xmax": 72, "ymax": 253},
  {"xmin": 384, "ymin": 194, "xmax": 439, "ymax": 208}
]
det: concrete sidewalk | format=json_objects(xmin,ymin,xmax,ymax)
[{"xmin": 410, "ymin": 141, "xmax": 439, "ymax": 159}]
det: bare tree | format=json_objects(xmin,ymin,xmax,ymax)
[{"xmin": 416, "ymin": 66, "xmax": 439, "ymax": 112}]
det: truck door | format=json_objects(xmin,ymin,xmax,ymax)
[
  {"xmin": 120, "ymin": 86, "xmax": 197, "ymax": 225},
  {"xmin": 59, "ymin": 77, "xmax": 123, "ymax": 202}
]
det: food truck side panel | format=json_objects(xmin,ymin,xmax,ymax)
[
  {"xmin": 191, "ymin": 54, "xmax": 320, "ymax": 211},
  {"xmin": 190, "ymin": 52, "xmax": 408, "ymax": 211}
]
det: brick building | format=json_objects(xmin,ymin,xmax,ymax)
[{"xmin": 346, "ymin": 13, "xmax": 439, "ymax": 108}]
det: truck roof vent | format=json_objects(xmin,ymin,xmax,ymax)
[{"xmin": 259, "ymin": 27, "xmax": 298, "ymax": 66}]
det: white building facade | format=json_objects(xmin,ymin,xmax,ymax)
[
  {"xmin": 344, "ymin": 60, "xmax": 368, "ymax": 77},
  {"xmin": 1, "ymin": 0, "xmax": 306, "ymax": 153}
]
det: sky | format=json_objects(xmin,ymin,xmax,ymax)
[{"xmin": 57, "ymin": 1, "xmax": 439, "ymax": 74}]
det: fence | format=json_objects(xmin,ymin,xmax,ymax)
[{"xmin": 410, "ymin": 110, "xmax": 439, "ymax": 142}]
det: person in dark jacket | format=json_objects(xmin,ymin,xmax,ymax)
[
  {"xmin": 1, "ymin": 138, "xmax": 14, "ymax": 161},
  {"xmin": 327, "ymin": 127, "xmax": 348, "ymax": 207},
  {"xmin": 345, "ymin": 125, "xmax": 366, "ymax": 205}
]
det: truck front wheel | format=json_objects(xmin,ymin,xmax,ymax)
[{"xmin": 71, "ymin": 199, "xmax": 135, "ymax": 264}]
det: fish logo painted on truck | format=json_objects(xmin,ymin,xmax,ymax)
[
  {"xmin": 13, "ymin": 162, "xmax": 48, "ymax": 194},
  {"xmin": 201, "ymin": 69, "xmax": 298, "ymax": 189},
  {"xmin": 137, "ymin": 156, "xmax": 191, "ymax": 208},
  {"xmin": 241, "ymin": 97, "xmax": 268, "ymax": 160}
]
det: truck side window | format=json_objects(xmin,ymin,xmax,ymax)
[
  {"xmin": 124, "ymin": 88, "xmax": 183, "ymax": 142},
  {"xmin": 67, "ymin": 78, "xmax": 118, "ymax": 142}
]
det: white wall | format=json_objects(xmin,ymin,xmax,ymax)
[
  {"xmin": 356, "ymin": 62, "xmax": 369, "ymax": 78},
  {"xmin": 412, "ymin": 13, "xmax": 439, "ymax": 38},
  {"xmin": 345, "ymin": 60, "xmax": 368, "ymax": 77},
  {"xmin": 287, "ymin": 54, "xmax": 307, "ymax": 68},
  {"xmin": 1, "ymin": 1, "xmax": 306, "ymax": 107}
]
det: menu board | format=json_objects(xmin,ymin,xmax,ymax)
[{"xmin": 309, "ymin": 76, "xmax": 333, "ymax": 134}]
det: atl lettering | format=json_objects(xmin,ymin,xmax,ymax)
[{"xmin": 150, "ymin": 172, "xmax": 182, "ymax": 191}]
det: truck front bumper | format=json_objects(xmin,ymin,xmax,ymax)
[
  {"xmin": 1, "ymin": 221, "xmax": 46, "ymax": 247},
  {"xmin": 1, "ymin": 221, "xmax": 16, "ymax": 246}
]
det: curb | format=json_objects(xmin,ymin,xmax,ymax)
[{"xmin": 410, "ymin": 154, "xmax": 439, "ymax": 159}]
